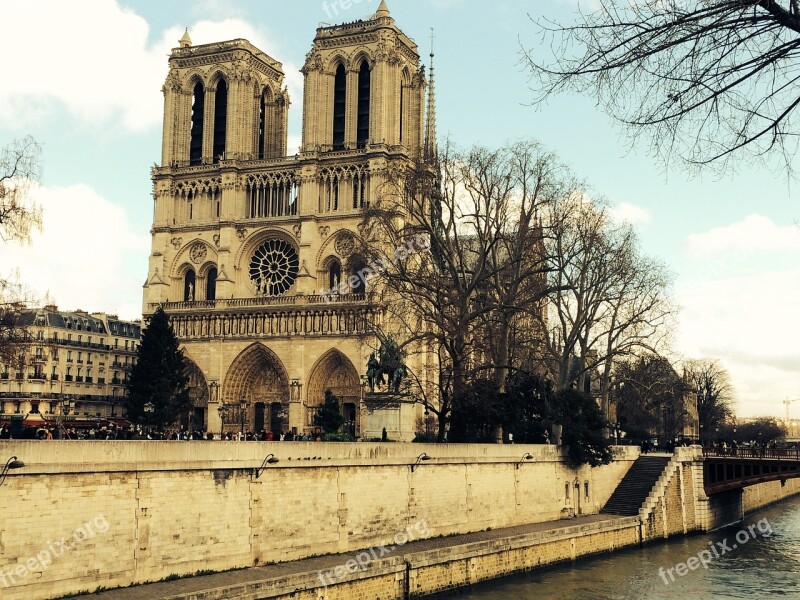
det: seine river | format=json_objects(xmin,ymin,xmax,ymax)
[{"xmin": 437, "ymin": 497, "xmax": 800, "ymax": 599}]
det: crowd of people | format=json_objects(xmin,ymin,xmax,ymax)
[{"xmin": 0, "ymin": 423, "xmax": 325, "ymax": 441}]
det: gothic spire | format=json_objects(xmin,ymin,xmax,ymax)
[
  {"xmin": 179, "ymin": 28, "xmax": 192, "ymax": 48},
  {"xmin": 375, "ymin": 0, "xmax": 391, "ymax": 18},
  {"xmin": 424, "ymin": 28, "xmax": 437, "ymax": 162}
]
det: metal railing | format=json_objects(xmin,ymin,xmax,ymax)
[{"xmin": 703, "ymin": 447, "xmax": 800, "ymax": 460}]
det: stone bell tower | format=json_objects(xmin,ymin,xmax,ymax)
[{"xmin": 300, "ymin": 0, "xmax": 426, "ymax": 154}]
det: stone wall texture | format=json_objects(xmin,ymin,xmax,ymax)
[{"xmin": 0, "ymin": 441, "xmax": 637, "ymax": 600}]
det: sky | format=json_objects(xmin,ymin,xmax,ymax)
[{"xmin": 0, "ymin": 0, "xmax": 798, "ymax": 419}]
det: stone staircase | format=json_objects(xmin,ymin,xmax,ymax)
[{"xmin": 601, "ymin": 456, "xmax": 671, "ymax": 516}]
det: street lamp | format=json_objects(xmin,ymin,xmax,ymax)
[
  {"xmin": 239, "ymin": 397, "xmax": 247, "ymax": 440},
  {"xmin": 411, "ymin": 452, "xmax": 432, "ymax": 472},
  {"xmin": 60, "ymin": 398, "xmax": 75, "ymax": 439},
  {"xmin": 0, "ymin": 456, "xmax": 25, "ymax": 487},
  {"xmin": 143, "ymin": 402, "xmax": 155, "ymax": 432}
]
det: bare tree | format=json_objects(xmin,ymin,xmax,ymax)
[
  {"xmin": 683, "ymin": 359, "xmax": 735, "ymax": 444},
  {"xmin": 362, "ymin": 140, "xmax": 564, "ymax": 439},
  {"xmin": 525, "ymin": 1, "xmax": 800, "ymax": 172},
  {"xmin": 534, "ymin": 196, "xmax": 674, "ymax": 416},
  {"xmin": 615, "ymin": 353, "xmax": 688, "ymax": 446},
  {"xmin": 0, "ymin": 136, "xmax": 43, "ymax": 364},
  {"xmin": 1, "ymin": 136, "xmax": 42, "ymax": 243}
]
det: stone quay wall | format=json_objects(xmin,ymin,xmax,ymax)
[{"xmin": 0, "ymin": 441, "xmax": 638, "ymax": 600}]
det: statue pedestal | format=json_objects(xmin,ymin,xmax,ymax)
[{"xmin": 362, "ymin": 391, "xmax": 416, "ymax": 442}]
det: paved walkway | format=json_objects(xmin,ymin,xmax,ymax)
[{"xmin": 75, "ymin": 514, "xmax": 622, "ymax": 599}]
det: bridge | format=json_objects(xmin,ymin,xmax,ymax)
[{"xmin": 703, "ymin": 447, "xmax": 800, "ymax": 494}]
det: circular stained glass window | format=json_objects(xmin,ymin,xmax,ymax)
[{"xmin": 249, "ymin": 239, "xmax": 299, "ymax": 296}]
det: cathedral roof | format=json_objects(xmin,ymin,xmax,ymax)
[{"xmin": 179, "ymin": 28, "xmax": 192, "ymax": 48}]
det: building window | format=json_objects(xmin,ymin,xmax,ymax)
[
  {"xmin": 357, "ymin": 60, "xmax": 370, "ymax": 148},
  {"xmin": 332, "ymin": 64, "xmax": 346, "ymax": 149},
  {"xmin": 184, "ymin": 270, "xmax": 196, "ymax": 302},
  {"xmin": 348, "ymin": 256, "xmax": 367, "ymax": 295},
  {"xmin": 206, "ymin": 267, "xmax": 217, "ymax": 301},
  {"xmin": 565, "ymin": 483, "xmax": 570, "ymax": 501},
  {"xmin": 213, "ymin": 79, "xmax": 227, "ymax": 161},
  {"xmin": 249, "ymin": 239, "xmax": 299, "ymax": 297},
  {"xmin": 258, "ymin": 91, "xmax": 267, "ymax": 160},
  {"xmin": 328, "ymin": 260, "xmax": 341, "ymax": 292},
  {"xmin": 190, "ymin": 82, "xmax": 205, "ymax": 165}
]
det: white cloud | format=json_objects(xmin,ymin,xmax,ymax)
[
  {"xmin": 0, "ymin": 0, "xmax": 302, "ymax": 134},
  {"xmin": 687, "ymin": 214, "xmax": 800, "ymax": 256},
  {"xmin": 675, "ymin": 268, "xmax": 800, "ymax": 417},
  {"xmin": 0, "ymin": 183, "xmax": 150, "ymax": 320},
  {"xmin": 610, "ymin": 202, "xmax": 651, "ymax": 225}
]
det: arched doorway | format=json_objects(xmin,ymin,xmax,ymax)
[
  {"xmin": 223, "ymin": 344, "xmax": 289, "ymax": 435},
  {"xmin": 184, "ymin": 360, "xmax": 208, "ymax": 433},
  {"xmin": 306, "ymin": 349, "xmax": 360, "ymax": 436}
]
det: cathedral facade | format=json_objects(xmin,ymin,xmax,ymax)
[{"xmin": 142, "ymin": 1, "xmax": 433, "ymax": 439}]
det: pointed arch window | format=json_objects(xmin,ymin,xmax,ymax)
[
  {"xmin": 333, "ymin": 64, "xmax": 346, "ymax": 150},
  {"xmin": 348, "ymin": 257, "xmax": 367, "ymax": 296},
  {"xmin": 213, "ymin": 79, "xmax": 228, "ymax": 162},
  {"xmin": 258, "ymin": 90, "xmax": 267, "ymax": 160},
  {"xmin": 328, "ymin": 260, "xmax": 341, "ymax": 293},
  {"xmin": 184, "ymin": 270, "xmax": 196, "ymax": 302},
  {"xmin": 357, "ymin": 61, "xmax": 371, "ymax": 148},
  {"xmin": 206, "ymin": 267, "xmax": 217, "ymax": 301},
  {"xmin": 190, "ymin": 82, "xmax": 205, "ymax": 166},
  {"xmin": 399, "ymin": 82, "xmax": 404, "ymax": 144}
]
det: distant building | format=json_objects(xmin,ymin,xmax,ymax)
[{"xmin": 0, "ymin": 306, "xmax": 140, "ymax": 429}]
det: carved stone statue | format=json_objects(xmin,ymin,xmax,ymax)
[
  {"xmin": 187, "ymin": 282, "xmax": 194, "ymax": 302},
  {"xmin": 366, "ymin": 352, "xmax": 381, "ymax": 392},
  {"xmin": 365, "ymin": 335, "xmax": 407, "ymax": 394}
]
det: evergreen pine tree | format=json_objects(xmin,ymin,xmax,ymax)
[
  {"xmin": 314, "ymin": 389, "xmax": 344, "ymax": 434},
  {"xmin": 125, "ymin": 307, "xmax": 191, "ymax": 428}
]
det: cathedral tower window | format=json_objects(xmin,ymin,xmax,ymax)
[
  {"xmin": 399, "ymin": 84, "xmax": 404, "ymax": 144},
  {"xmin": 258, "ymin": 90, "xmax": 268, "ymax": 160},
  {"xmin": 333, "ymin": 64, "xmax": 346, "ymax": 149},
  {"xmin": 328, "ymin": 260, "xmax": 341, "ymax": 292},
  {"xmin": 190, "ymin": 82, "xmax": 205, "ymax": 166},
  {"xmin": 206, "ymin": 267, "xmax": 217, "ymax": 301},
  {"xmin": 213, "ymin": 79, "xmax": 228, "ymax": 162},
  {"xmin": 348, "ymin": 256, "xmax": 367, "ymax": 295},
  {"xmin": 184, "ymin": 270, "xmax": 196, "ymax": 302},
  {"xmin": 357, "ymin": 61, "xmax": 371, "ymax": 148}
]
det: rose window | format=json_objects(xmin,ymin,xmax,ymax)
[{"xmin": 249, "ymin": 239, "xmax": 299, "ymax": 296}]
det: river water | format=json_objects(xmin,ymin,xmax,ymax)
[{"xmin": 436, "ymin": 497, "xmax": 800, "ymax": 599}]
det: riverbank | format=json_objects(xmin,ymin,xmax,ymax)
[
  {"xmin": 3, "ymin": 442, "xmax": 799, "ymax": 599},
  {"xmin": 71, "ymin": 514, "xmax": 640, "ymax": 600},
  {"xmin": 70, "ymin": 478, "xmax": 800, "ymax": 600}
]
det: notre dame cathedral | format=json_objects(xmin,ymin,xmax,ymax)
[{"xmin": 142, "ymin": 1, "xmax": 436, "ymax": 439}]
